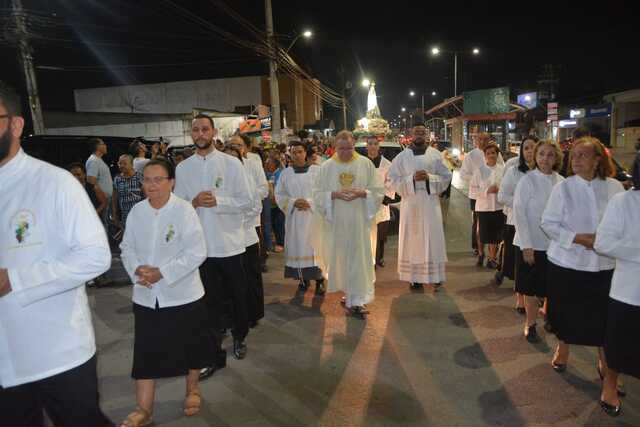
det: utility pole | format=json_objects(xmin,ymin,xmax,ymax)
[
  {"xmin": 264, "ymin": 0, "xmax": 281, "ymax": 143},
  {"xmin": 454, "ymin": 52, "xmax": 458, "ymax": 97},
  {"xmin": 12, "ymin": 0, "xmax": 45, "ymax": 134}
]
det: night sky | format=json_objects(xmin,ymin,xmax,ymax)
[{"xmin": 2, "ymin": 1, "xmax": 639, "ymax": 129}]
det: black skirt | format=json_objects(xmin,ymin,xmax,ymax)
[
  {"xmin": 514, "ymin": 248, "xmax": 548, "ymax": 297},
  {"xmin": 501, "ymin": 224, "xmax": 516, "ymax": 280},
  {"xmin": 546, "ymin": 261, "xmax": 613, "ymax": 347},
  {"xmin": 477, "ymin": 211, "xmax": 505, "ymax": 244},
  {"xmin": 604, "ymin": 298, "xmax": 640, "ymax": 379},
  {"xmin": 132, "ymin": 299, "xmax": 216, "ymax": 379}
]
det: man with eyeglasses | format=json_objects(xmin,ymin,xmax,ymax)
[
  {"xmin": 0, "ymin": 83, "xmax": 113, "ymax": 425},
  {"xmin": 174, "ymin": 114, "xmax": 253, "ymax": 378}
]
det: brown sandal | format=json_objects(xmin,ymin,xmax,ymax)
[
  {"xmin": 184, "ymin": 390, "xmax": 202, "ymax": 417},
  {"xmin": 120, "ymin": 406, "xmax": 153, "ymax": 427}
]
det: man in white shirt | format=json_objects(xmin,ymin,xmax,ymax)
[
  {"xmin": 459, "ymin": 132, "xmax": 491, "ymax": 254},
  {"xmin": 0, "ymin": 83, "xmax": 113, "ymax": 426},
  {"xmin": 86, "ymin": 138, "xmax": 113, "ymax": 223},
  {"xmin": 174, "ymin": 114, "xmax": 253, "ymax": 376}
]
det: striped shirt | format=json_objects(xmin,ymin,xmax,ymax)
[{"xmin": 114, "ymin": 173, "xmax": 144, "ymax": 225}]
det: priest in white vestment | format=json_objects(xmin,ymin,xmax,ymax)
[
  {"xmin": 389, "ymin": 130, "xmax": 452, "ymax": 290},
  {"xmin": 275, "ymin": 141, "xmax": 326, "ymax": 295},
  {"xmin": 312, "ymin": 131, "xmax": 384, "ymax": 316}
]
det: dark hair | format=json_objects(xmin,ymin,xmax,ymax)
[
  {"xmin": 632, "ymin": 152, "xmax": 640, "ymax": 190},
  {"xmin": 193, "ymin": 113, "xmax": 215, "ymax": 129},
  {"xmin": 88, "ymin": 137, "xmax": 105, "ymax": 154},
  {"xmin": 143, "ymin": 158, "xmax": 175, "ymax": 179},
  {"xmin": 483, "ymin": 142, "xmax": 501, "ymax": 156},
  {"xmin": 276, "ymin": 142, "xmax": 287, "ymax": 153},
  {"xmin": 129, "ymin": 139, "xmax": 144, "ymax": 156},
  {"xmin": 517, "ymin": 136, "xmax": 539, "ymax": 173},
  {"xmin": 297, "ymin": 129, "xmax": 309, "ymax": 140},
  {"xmin": 0, "ymin": 82, "xmax": 22, "ymax": 116},
  {"xmin": 223, "ymin": 146, "xmax": 243, "ymax": 163},
  {"xmin": 67, "ymin": 162, "xmax": 86, "ymax": 174},
  {"xmin": 239, "ymin": 134, "xmax": 252, "ymax": 148},
  {"xmin": 573, "ymin": 127, "xmax": 591, "ymax": 140},
  {"xmin": 289, "ymin": 140, "xmax": 305, "ymax": 150}
]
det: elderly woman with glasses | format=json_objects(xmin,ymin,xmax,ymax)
[
  {"xmin": 119, "ymin": 159, "xmax": 215, "ymax": 426},
  {"xmin": 541, "ymin": 137, "xmax": 624, "ymax": 415}
]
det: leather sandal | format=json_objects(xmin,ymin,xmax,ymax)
[
  {"xmin": 184, "ymin": 390, "xmax": 202, "ymax": 417},
  {"xmin": 120, "ymin": 406, "xmax": 153, "ymax": 427}
]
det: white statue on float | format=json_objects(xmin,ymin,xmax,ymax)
[{"xmin": 355, "ymin": 82, "xmax": 390, "ymax": 137}]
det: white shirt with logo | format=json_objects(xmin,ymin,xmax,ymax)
[
  {"xmin": 174, "ymin": 150, "xmax": 253, "ymax": 258},
  {"xmin": 0, "ymin": 149, "xmax": 111, "ymax": 387},
  {"xmin": 120, "ymin": 194, "xmax": 207, "ymax": 308}
]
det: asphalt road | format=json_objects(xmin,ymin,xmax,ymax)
[{"xmin": 88, "ymin": 186, "xmax": 640, "ymax": 426}]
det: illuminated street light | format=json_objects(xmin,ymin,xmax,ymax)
[
  {"xmin": 302, "ymin": 30, "xmax": 313, "ymax": 38},
  {"xmin": 432, "ymin": 91, "xmax": 437, "ymax": 96},
  {"xmin": 472, "ymin": 47, "xmax": 480, "ymax": 55},
  {"xmin": 362, "ymin": 78, "xmax": 371, "ymax": 88},
  {"xmin": 431, "ymin": 46, "xmax": 440, "ymax": 56},
  {"xmin": 286, "ymin": 29, "xmax": 314, "ymax": 52},
  {"xmin": 409, "ymin": 90, "xmax": 415, "ymax": 97},
  {"xmin": 401, "ymin": 107, "xmax": 406, "ymax": 112}
]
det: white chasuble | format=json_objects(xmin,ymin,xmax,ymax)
[{"xmin": 312, "ymin": 153, "xmax": 384, "ymax": 307}]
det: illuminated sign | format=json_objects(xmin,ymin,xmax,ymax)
[{"xmin": 570, "ymin": 109, "xmax": 585, "ymax": 119}]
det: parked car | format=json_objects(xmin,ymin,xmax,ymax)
[{"xmin": 21, "ymin": 134, "xmax": 160, "ymax": 176}]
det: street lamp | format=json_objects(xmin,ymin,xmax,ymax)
[
  {"xmin": 401, "ymin": 107, "xmax": 406, "ymax": 112},
  {"xmin": 286, "ymin": 29, "xmax": 313, "ymax": 52},
  {"xmin": 432, "ymin": 91, "xmax": 437, "ymax": 96},
  {"xmin": 431, "ymin": 45, "xmax": 480, "ymax": 97},
  {"xmin": 409, "ymin": 90, "xmax": 415, "ymax": 97},
  {"xmin": 362, "ymin": 78, "xmax": 371, "ymax": 88}
]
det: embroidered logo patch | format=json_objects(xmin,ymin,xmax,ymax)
[
  {"xmin": 12, "ymin": 210, "xmax": 35, "ymax": 244},
  {"xmin": 214, "ymin": 177, "xmax": 223, "ymax": 189},
  {"xmin": 165, "ymin": 224, "xmax": 175, "ymax": 243},
  {"xmin": 339, "ymin": 172, "xmax": 354, "ymax": 189}
]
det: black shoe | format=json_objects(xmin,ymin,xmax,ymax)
[
  {"xmin": 493, "ymin": 271, "xmax": 504, "ymax": 286},
  {"xmin": 432, "ymin": 283, "xmax": 443, "ymax": 291},
  {"xmin": 515, "ymin": 307, "xmax": 526, "ymax": 315},
  {"xmin": 525, "ymin": 324, "xmax": 540, "ymax": 343},
  {"xmin": 410, "ymin": 282, "xmax": 424, "ymax": 290},
  {"xmin": 315, "ymin": 280, "xmax": 326, "ymax": 296},
  {"xmin": 199, "ymin": 366, "xmax": 216, "ymax": 381},
  {"xmin": 600, "ymin": 399, "xmax": 622, "ymax": 417},
  {"xmin": 486, "ymin": 260, "xmax": 499, "ymax": 270},
  {"xmin": 551, "ymin": 361, "xmax": 567, "ymax": 373},
  {"xmin": 376, "ymin": 259, "xmax": 385, "ymax": 268},
  {"xmin": 351, "ymin": 306, "xmax": 369, "ymax": 318},
  {"xmin": 233, "ymin": 340, "xmax": 247, "ymax": 360},
  {"xmin": 476, "ymin": 255, "xmax": 485, "ymax": 267}
]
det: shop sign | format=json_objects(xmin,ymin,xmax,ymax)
[{"xmin": 585, "ymin": 104, "xmax": 612, "ymax": 118}]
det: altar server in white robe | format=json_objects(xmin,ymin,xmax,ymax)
[
  {"xmin": 389, "ymin": 129, "xmax": 452, "ymax": 290},
  {"xmin": 312, "ymin": 130, "xmax": 384, "ymax": 317},
  {"xmin": 276, "ymin": 141, "xmax": 325, "ymax": 295},
  {"xmin": 0, "ymin": 84, "xmax": 112, "ymax": 426},
  {"xmin": 366, "ymin": 137, "xmax": 395, "ymax": 268}
]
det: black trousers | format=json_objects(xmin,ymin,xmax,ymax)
[
  {"xmin": 376, "ymin": 221, "xmax": 390, "ymax": 264},
  {"xmin": 244, "ymin": 243, "xmax": 265, "ymax": 323},
  {"xmin": 470, "ymin": 199, "xmax": 478, "ymax": 250},
  {"xmin": 0, "ymin": 355, "xmax": 113, "ymax": 427},
  {"xmin": 199, "ymin": 255, "xmax": 249, "ymax": 341},
  {"xmin": 256, "ymin": 225, "xmax": 268, "ymax": 268}
]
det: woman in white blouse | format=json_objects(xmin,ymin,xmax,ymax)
[
  {"xmin": 594, "ymin": 154, "xmax": 640, "ymax": 416},
  {"xmin": 497, "ymin": 136, "xmax": 537, "ymax": 314},
  {"xmin": 470, "ymin": 143, "xmax": 505, "ymax": 268},
  {"xmin": 512, "ymin": 140, "xmax": 564, "ymax": 342},
  {"xmin": 541, "ymin": 138, "xmax": 624, "ymax": 382},
  {"xmin": 119, "ymin": 159, "xmax": 214, "ymax": 426}
]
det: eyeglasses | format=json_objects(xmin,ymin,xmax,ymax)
[{"xmin": 142, "ymin": 176, "xmax": 171, "ymax": 185}]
